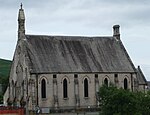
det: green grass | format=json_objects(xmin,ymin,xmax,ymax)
[
  {"xmin": 0, "ymin": 58, "xmax": 11, "ymax": 100},
  {"xmin": 0, "ymin": 58, "xmax": 12, "ymax": 78}
]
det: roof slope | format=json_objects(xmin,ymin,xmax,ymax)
[
  {"xmin": 25, "ymin": 35, "xmax": 136, "ymax": 73},
  {"xmin": 136, "ymin": 66, "xmax": 147, "ymax": 85}
]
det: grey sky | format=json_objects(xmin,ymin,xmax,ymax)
[{"xmin": 0, "ymin": 0, "xmax": 150, "ymax": 80}]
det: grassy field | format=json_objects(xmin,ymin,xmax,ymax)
[
  {"xmin": 0, "ymin": 58, "xmax": 12, "ymax": 78},
  {"xmin": 0, "ymin": 58, "xmax": 11, "ymax": 95}
]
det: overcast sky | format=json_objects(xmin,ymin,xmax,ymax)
[{"xmin": 0, "ymin": 0, "xmax": 150, "ymax": 80}]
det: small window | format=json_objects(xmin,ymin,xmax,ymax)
[
  {"xmin": 114, "ymin": 74, "xmax": 118, "ymax": 78},
  {"xmin": 124, "ymin": 78, "xmax": 128, "ymax": 90},
  {"xmin": 114, "ymin": 74, "xmax": 118, "ymax": 83},
  {"xmin": 74, "ymin": 74, "xmax": 78, "ymax": 78},
  {"xmin": 53, "ymin": 74, "xmax": 57, "ymax": 78},
  {"xmin": 41, "ymin": 79, "xmax": 46, "ymax": 98},
  {"xmin": 84, "ymin": 78, "xmax": 89, "ymax": 97},
  {"xmin": 104, "ymin": 78, "xmax": 108, "ymax": 86},
  {"xmin": 63, "ymin": 78, "xmax": 68, "ymax": 98},
  {"xmin": 95, "ymin": 74, "xmax": 98, "ymax": 78}
]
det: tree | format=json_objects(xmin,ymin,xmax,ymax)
[
  {"xmin": 135, "ymin": 91, "xmax": 150, "ymax": 115},
  {"xmin": 99, "ymin": 85, "xmax": 138, "ymax": 115}
]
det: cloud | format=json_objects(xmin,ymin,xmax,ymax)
[{"xmin": 0, "ymin": 0, "xmax": 150, "ymax": 80}]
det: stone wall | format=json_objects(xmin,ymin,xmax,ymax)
[{"xmin": 35, "ymin": 73, "xmax": 135, "ymax": 109}]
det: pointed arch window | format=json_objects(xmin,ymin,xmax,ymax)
[
  {"xmin": 41, "ymin": 79, "xmax": 46, "ymax": 98},
  {"xmin": 104, "ymin": 78, "xmax": 108, "ymax": 86},
  {"xmin": 84, "ymin": 78, "xmax": 89, "ymax": 97},
  {"xmin": 124, "ymin": 78, "xmax": 128, "ymax": 90},
  {"xmin": 63, "ymin": 78, "xmax": 68, "ymax": 98}
]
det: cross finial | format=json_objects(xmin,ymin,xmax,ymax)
[{"xmin": 20, "ymin": 3, "xmax": 23, "ymax": 9}]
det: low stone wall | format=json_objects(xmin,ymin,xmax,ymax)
[{"xmin": 0, "ymin": 106, "xmax": 24, "ymax": 115}]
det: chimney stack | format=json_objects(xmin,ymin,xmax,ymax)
[{"xmin": 113, "ymin": 25, "xmax": 120, "ymax": 40}]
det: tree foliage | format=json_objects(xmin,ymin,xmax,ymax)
[{"xmin": 99, "ymin": 85, "xmax": 150, "ymax": 115}]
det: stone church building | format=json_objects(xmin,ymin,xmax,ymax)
[{"xmin": 4, "ymin": 5, "xmax": 147, "ymax": 113}]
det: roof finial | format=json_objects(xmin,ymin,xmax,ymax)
[{"xmin": 20, "ymin": 3, "xmax": 23, "ymax": 9}]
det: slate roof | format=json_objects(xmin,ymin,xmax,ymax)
[
  {"xmin": 24, "ymin": 35, "xmax": 136, "ymax": 73},
  {"xmin": 136, "ymin": 66, "xmax": 147, "ymax": 85}
]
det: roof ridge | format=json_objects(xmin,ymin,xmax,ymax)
[{"xmin": 25, "ymin": 34, "xmax": 113, "ymax": 38}]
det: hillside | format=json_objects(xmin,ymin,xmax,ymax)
[
  {"xmin": 0, "ymin": 58, "xmax": 11, "ymax": 78},
  {"xmin": 0, "ymin": 58, "xmax": 11, "ymax": 96}
]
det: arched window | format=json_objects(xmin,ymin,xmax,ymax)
[
  {"xmin": 84, "ymin": 78, "xmax": 88, "ymax": 97},
  {"xmin": 63, "ymin": 78, "xmax": 68, "ymax": 98},
  {"xmin": 104, "ymin": 78, "xmax": 108, "ymax": 86},
  {"xmin": 124, "ymin": 78, "xmax": 128, "ymax": 90},
  {"xmin": 41, "ymin": 79, "xmax": 46, "ymax": 98}
]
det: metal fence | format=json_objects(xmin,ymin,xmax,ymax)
[{"xmin": 28, "ymin": 106, "xmax": 100, "ymax": 115}]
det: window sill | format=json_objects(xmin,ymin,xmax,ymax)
[
  {"xmin": 41, "ymin": 98, "xmax": 47, "ymax": 101},
  {"xmin": 63, "ymin": 98, "xmax": 69, "ymax": 100},
  {"xmin": 84, "ymin": 97, "xmax": 89, "ymax": 99}
]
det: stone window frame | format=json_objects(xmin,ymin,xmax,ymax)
[
  {"xmin": 123, "ymin": 77, "xmax": 129, "ymax": 90},
  {"xmin": 122, "ymin": 75, "xmax": 130, "ymax": 90},
  {"xmin": 103, "ymin": 75, "xmax": 110, "ymax": 86},
  {"xmin": 84, "ymin": 78, "xmax": 89, "ymax": 98},
  {"xmin": 61, "ymin": 76, "xmax": 70, "ymax": 99},
  {"xmin": 41, "ymin": 78, "xmax": 47, "ymax": 99},
  {"xmin": 63, "ymin": 78, "xmax": 68, "ymax": 99}
]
